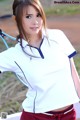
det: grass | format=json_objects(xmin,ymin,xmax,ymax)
[
  {"xmin": 0, "ymin": 0, "xmax": 80, "ymax": 16},
  {"xmin": 0, "ymin": 72, "xmax": 15, "ymax": 90},
  {"xmin": 0, "ymin": 0, "xmax": 14, "ymax": 16},
  {"xmin": 74, "ymin": 55, "xmax": 80, "ymax": 75},
  {"xmin": 45, "ymin": 5, "xmax": 80, "ymax": 16},
  {"xmin": 0, "ymin": 101, "xmax": 20, "ymax": 114},
  {"xmin": 0, "ymin": 0, "xmax": 6, "ymax": 1}
]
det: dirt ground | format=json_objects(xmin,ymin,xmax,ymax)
[
  {"xmin": 47, "ymin": 14, "xmax": 80, "ymax": 52},
  {"xmin": 0, "ymin": 14, "xmax": 80, "ymax": 52}
]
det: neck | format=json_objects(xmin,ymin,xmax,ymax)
[
  {"xmin": 28, "ymin": 35, "xmax": 40, "ymax": 43},
  {"xmin": 28, "ymin": 34, "xmax": 42, "ymax": 48}
]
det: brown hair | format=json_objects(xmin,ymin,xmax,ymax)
[
  {"xmin": 12, "ymin": 0, "xmax": 47, "ymax": 40},
  {"xmin": 12, "ymin": 0, "xmax": 47, "ymax": 58}
]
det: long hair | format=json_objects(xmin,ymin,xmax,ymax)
[
  {"xmin": 12, "ymin": 0, "xmax": 47, "ymax": 58},
  {"xmin": 12, "ymin": 0, "xmax": 47, "ymax": 38}
]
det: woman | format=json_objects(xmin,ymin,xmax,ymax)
[{"xmin": 0, "ymin": 0, "xmax": 80, "ymax": 120}]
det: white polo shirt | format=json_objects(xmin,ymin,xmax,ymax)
[{"xmin": 0, "ymin": 29, "xmax": 79, "ymax": 113}]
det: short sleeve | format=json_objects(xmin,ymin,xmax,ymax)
[
  {"xmin": 48, "ymin": 29, "xmax": 77, "ymax": 58},
  {"xmin": 0, "ymin": 48, "xmax": 17, "ymax": 73}
]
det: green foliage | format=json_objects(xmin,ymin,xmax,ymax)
[
  {"xmin": 0, "ymin": 0, "xmax": 13, "ymax": 15},
  {"xmin": 0, "ymin": 101, "xmax": 20, "ymax": 114},
  {"xmin": 0, "ymin": 72, "xmax": 15, "ymax": 89},
  {"xmin": 45, "ymin": 5, "xmax": 80, "ymax": 16},
  {"xmin": 0, "ymin": 0, "xmax": 5, "ymax": 1},
  {"xmin": 74, "ymin": 55, "xmax": 80, "ymax": 76},
  {"xmin": 0, "ymin": 0, "xmax": 80, "ymax": 16},
  {"xmin": 0, "ymin": 41, "xmax": 6, "ymax": 52}
]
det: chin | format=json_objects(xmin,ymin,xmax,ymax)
[{"xmin": 32, "ymin": 31, "xmax": 40, "ymax": 34}]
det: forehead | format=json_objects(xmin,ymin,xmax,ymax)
[{"xmin": 23, "ymin": 5, "xmax": 39, "ymax": 14}]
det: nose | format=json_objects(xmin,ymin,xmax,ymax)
[{"xmin": 33, "ymin": 17, "xmax": 38, "ymax": 25}]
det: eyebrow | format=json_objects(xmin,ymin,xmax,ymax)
[
  {"xmin": 26, "ymin": 12, "xmax": 39, "ymax": 15},
  {"xmin": 26, "ymin": 14, "xmax": 33, "ymax": 15}
]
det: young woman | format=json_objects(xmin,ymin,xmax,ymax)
[{"xmin": 0, "ymin": 0, "xmax": 80, "ymax": 120}]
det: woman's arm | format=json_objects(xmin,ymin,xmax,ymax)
[{"xmin": 70, "ymin": 58, "xmax": 80, "ymax": 99}]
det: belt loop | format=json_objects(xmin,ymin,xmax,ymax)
[
  {"xmin": 53, "ymin": 113, "xmax": 63, "ymax": 120},
  {"xmin": 58, "ymin": 114, "xmax": 63, "ymax": 120}
]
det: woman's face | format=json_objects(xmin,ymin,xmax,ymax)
[{"xmin": 22, "ymin": 5, "xmax": 43, "ymax": 37}]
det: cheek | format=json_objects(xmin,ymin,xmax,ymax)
[
  {"xmin": 22, "ymin": 18, "xmax": 29, "ymax": 27},
  {"xmin": 39, "ymin": 19, "xmax": 43, "ymax": 26}
]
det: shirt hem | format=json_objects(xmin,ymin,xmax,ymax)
[{"xmin": 23, "ymin": 99, "xmax": 79, "ymax": 113}]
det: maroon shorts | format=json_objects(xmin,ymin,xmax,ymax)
[{"xmin": 20, "ymin": 105, "xmax": 76, "ymax": 120}]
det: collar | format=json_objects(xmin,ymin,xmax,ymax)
[{"xmin": 21, "ymin": 29, "xmax": 47, "ymax": 48}]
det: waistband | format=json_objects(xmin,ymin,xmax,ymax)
[{"xmin": 44, "ymin": 105, "xmax": 73, "ymax": 116}]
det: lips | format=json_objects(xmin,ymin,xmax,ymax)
[{"xmin": 30, "ymin": 27, "xmax": 39, "ymax": 30}]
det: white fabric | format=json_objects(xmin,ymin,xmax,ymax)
[
  {"xmin": 47, "ymin": 29, "xmax": 75, "ymax": 57},
  {"xmin": 74, "ymin": 102, "xmax": 80, "ymax": 118},
  {"xmin": 0, "ymin": 29, "xmax": 79, "ymax": 113},
  {"xmin": 0, "ymin": 112, "xmax": 21, "ymax": 120}
]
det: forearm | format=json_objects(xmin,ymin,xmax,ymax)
[{"xmin": 70, "ymin": 58, "xmax": 80, "ymax": 99}]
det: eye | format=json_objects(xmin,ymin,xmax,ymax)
[
  {"xmin": 37, "ymin": 13, "xmax": 41, "ymax": 17},
  {"xmin": 26, "ymin": 15, "xmax": 32, "ymax": 19}
]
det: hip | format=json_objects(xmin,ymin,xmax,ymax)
[{"xmin": 20, "ymin": 104, "xmax": 76, "ymax": 120}]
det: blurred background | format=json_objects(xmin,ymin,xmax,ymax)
[{"xmin": 0, "ymin": 0, "xmax": 80, "ymax": 117}]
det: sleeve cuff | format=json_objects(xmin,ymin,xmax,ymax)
[{"xmin": 68, "ymin": 51, "xmax": 77, "ymax": 58}]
